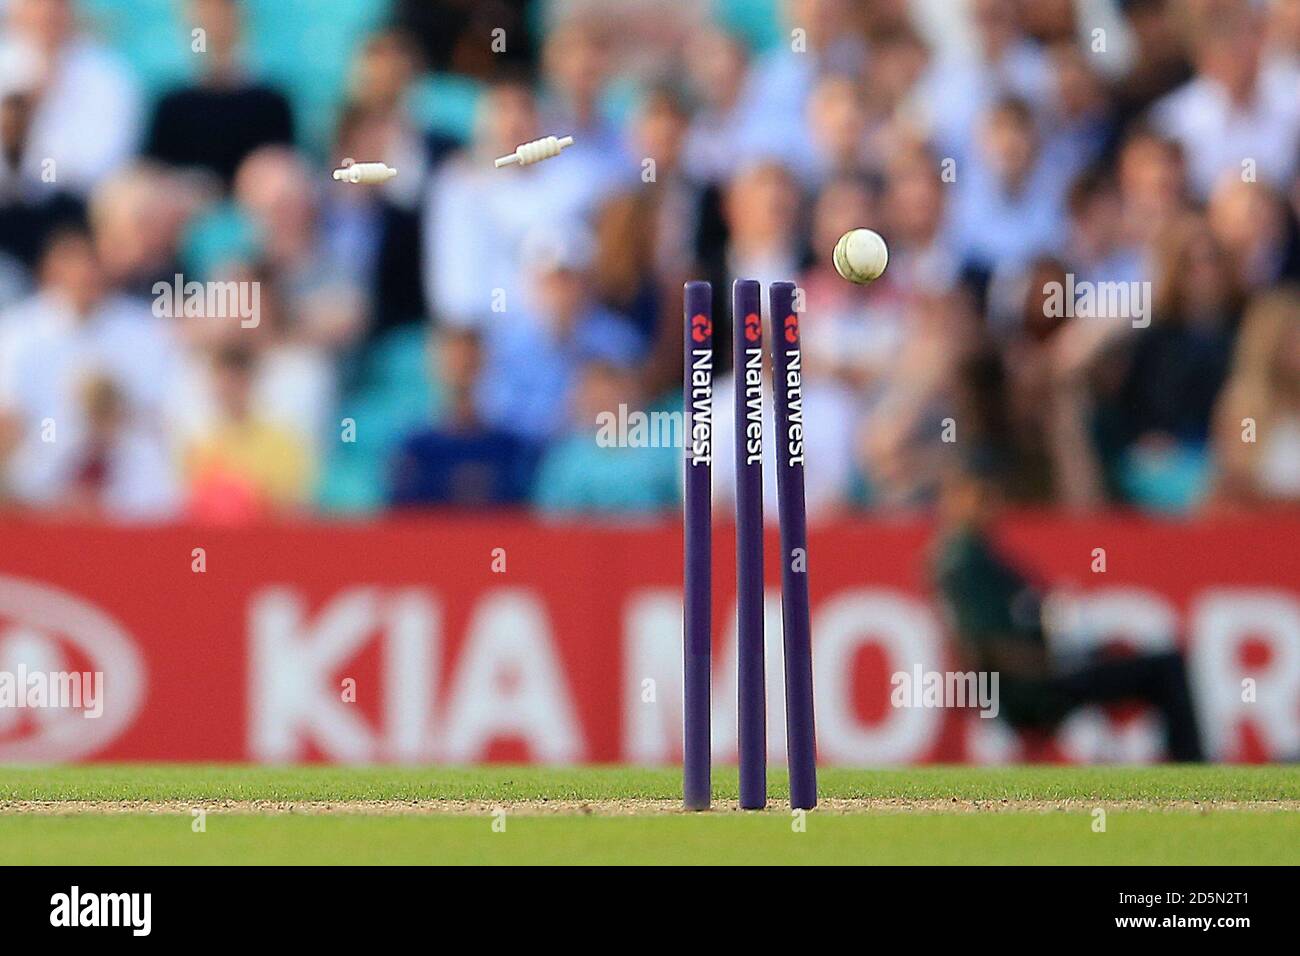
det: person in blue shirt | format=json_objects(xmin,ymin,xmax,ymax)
[
  {"xmin": 532, "ymin": 358, "xmax": 679, "ymax": 516},
  {"xmin": 476, "ymin": 226, "xmax": 645, "ymax": 441},
  {"xmin": 388, "ymin": 327, "xmax": 538, "ymax": 507}
]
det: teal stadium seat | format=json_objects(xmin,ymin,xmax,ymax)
[
  {"xmin": 315, "ymin": 453, "xmax": 387, "ymax": 513},
  {"xmin": 363, "ymin": 326, "xmax": 435, "ymax": 398},
  {"xmin": 79, "ymin": 0, "xmax": 194, "ymax": 94},
  {"xmin": 1117, "ymin": 443, "xmax": 1211, "ymax": 515},
  {"xmin": 318, "ymin": 328, "xmax": 441, "ymax": 513},
  {"xmin": 712, "ymin": 0, "xmax": 783, "ymax": 51},
  {"xmin": 180, "ymin": 201, "xmax": 260, "ymax": 281},
  {"xmin": 79, "ymin": 0, "xmax": 394, "ymax": 155},
  {"xmin": 406, "ymin": 74, "xmax": 484, "ymax": 143}
]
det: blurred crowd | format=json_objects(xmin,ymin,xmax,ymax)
[{"xmin": 0, "ymin": 0, "xmax": 1297, "ymax": 524}]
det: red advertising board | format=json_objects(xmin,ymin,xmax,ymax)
[{"xmin": 0, "ymin": 515, "xmax": 1297, "ymax": 764}]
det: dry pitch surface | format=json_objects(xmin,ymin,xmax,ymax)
[
  {"xmin": 0, "ymin": 765, "xmax": 1297, "ymax": 864},
  {"xmin": 5, "ymin": 796, "xmax": 1300, "ymax": 816}
]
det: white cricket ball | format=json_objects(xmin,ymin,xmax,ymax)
[{"xmin": 833, "ymin": 228, "xmax": 889, "ymax": 285}]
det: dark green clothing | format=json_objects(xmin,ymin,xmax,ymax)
[
  {"xmin": 933, "ymin": 525, "xmax": 1045, "ymax": 646},
  {"xmin": 933, "ymin": 525, "xmax": 1063, "ymax": 727},
  {"xmin": 933, "ymin": 524, "xmax": 1205, "ymax": 759}
]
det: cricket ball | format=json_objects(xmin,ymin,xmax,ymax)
[{"xmin": 833, "ymin": 228, "xmax": 889, "ymax": 285}]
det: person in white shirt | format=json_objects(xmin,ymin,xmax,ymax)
[
  {"xmin": 722, "ymin": 161, "xmax": 804, "ymax": 293},
  {"xmin": 423, "ymin": 75, "xmax": 620, "ymax": 330},
  {"xmin": 0, "ymin": 228, "xmax": 180, "ymax": 518},
  {"xmin": 952, "ymin": 98, "xmax": 1068, "ymax": 275},
  {"xmin": 908, "ymin": 0, "xmax": 1051, "ymax": 167},
  {"xmin": 733, "ymin": 0, "xmax": 869, "ymax": 181},
  {"xmin": 1152, "ymin": 4, "xmax": 1300, "ymax": 199},
  {"xmin": 2, "ymin": 0, "xmax": 142, "ymax": 194},
  {"xmin": 681, "ymin": 29, "xmax": 753, "ymax": 186}
]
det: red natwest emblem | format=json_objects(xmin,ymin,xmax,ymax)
[
  {"xmin": 784, "ymin": 314, "xmax": 799, "ymax": 343},
  {"xmin": 691, "ymin": 313, "xmax": 712, "ymax": 342},
  {"xmin": 744, "ymin": 312, "xmax": 761, "ymax": 342}
]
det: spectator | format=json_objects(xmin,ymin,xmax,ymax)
[
  {"xmin": 1151, "ymin": 3, "xmax": 1300, "ymax": 198},
  {"xmin": 0, "ymin": 56, "xmax": 85, "ymax": 275},
  {"xmin": 953, "ymin": 98, "xmax": 1067, "ymax": 277},
  {"xmin": 798, "ymin": 173, "xmax": 907, "ymax": 393},
  {"xmin": 987, "ymin": 167, "xmax": 1141, "ymax": 428},
  {"xmin": 89, "ymin": 164, "xmax": 202, "ymax": 298},
  {"xmin": 737, "ymin": 0, "xmax": 869, "ymax": 177},
  {"xmin": 533, "ymin": 359, "xmax": 678, "ymax": 515},
  {"xmin": 144, "ymin": 0, "xmax": 296, "ymax": 189},
  {"xmin": 328, "ymin": 106, "xmax": 427, "ymax": 336},
  {"xmin": 1266, "ymin": 0, "xmax": 1300, "ymax": 69},
  {"xmin": 423, "ymin": 74, "xmax": 616, "ymax": 328},
  {"xmin": 1111, "ymin": 0, "xmax": 1193, "ymax": 125},
  {"xmin": 0, "ymin": 227, "xmax": 179, "ymax": 518},
  {"xmin": 389, "ymin": 327, "xmax": 537, "ymax": 507},
  {"xmin": 591, "ymin": 85, "xmax": 703, "ymax": 396},
  {"xmin": 2, "ymin": 0, "xmax": 142, "ymax": 193},
  {"xmin": 1017, "ymin": 0, "xmax": 1077, "ymax": 46},
  {"xmin": 863, "ymin": 27, "xmax": 932, "ymax": 158},
  {"xmin": 341, "ymin": 28, "xmax": 459, "ymax": 195},
  {"xmin": 1114, "ymin": 126, "xmax": 1188, "ymax": 260},
  {"xmin": 912, "ymin": 0, "xmax": 1051, "ymax": 164},
  {"xmin": 233, "ymin": 146, "xmax": 367, "ymax": 352},
  {"xmin": 592, "ymin": 86, "xmax": 699, "ymax": 332},
  {"xmin": 169, "ymin": 262, "xmax": 333, "ymax": 465},
  {"xmin": 1063, "ymin": 165, "xmax": 1144, "ymax": 288},
  {"xmin": 478, "ymin": 227, "xmax": 643, "ymax": 441},
  {"xmin": 710, "ymin": 160, "xmax": 804, "ymax": 315},
  {"xmin": 1206, "ymin": 174, "xmax": 1297, "ymax": 292},
  {"xmin": 538, "ymin": 16, "xmax": 625, "ymax": 185},
  {"xmin": 329, "ymin": 28, "xmax": 465, "ymax": 338},
  {"xmin": 1040, "ymin": 42, "xmax": 1116, "ymax": 184},
  {"xmin": 394, "ymin": 0, "xmax": 534, "ymax": 77},
  {"xmin": 42, "ymin": 373, "xmax": 178, "ymax": 520},
  {"xmin": 681, "ymin": 29, "xmax": 753, "ymax": 185},
  {"xmin": 1211, "ymin": 286, "xmax": 1300, "ymax": 507},
  {"xmin": 880, "ymin": 142, "xmax": 962, "ymax": 299},
  {"xmin": 1067, "ymin": 217, "xmax": 1244, "ymax": 512},
  {"xmin": 806, "ymin": 73, "xmax": 871, "ymax": 185},
  {"xmin": 183, "ymin": 343, "xmax": 313, "ymax": 522},
  {"xmin": 859, "ymin": 291, "xmax": 980, "ymax": 508}
]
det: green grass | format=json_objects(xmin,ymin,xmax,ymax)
[
  {"xmin": 4, "ymin": 764, "xmax": 1298, "ymax": 802},
  {"xmin": 1, "ymin": 765, "xmax": 1297, "ymax": 865},
  {"xmin": 3, "ymin": 811, "xmax": 1295, "ymax": 865}
]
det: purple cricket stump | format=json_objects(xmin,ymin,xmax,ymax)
[
  {"xmin": 683, "ymin": 280, "xmax": 714, "ymax": 811},
  {"xmin": 732, "ymin": 279, "xmax": 767, "ymax": 810},
  {"xmin": 768, "ymin": 281, "xmax": 817, "ymax": 811}
]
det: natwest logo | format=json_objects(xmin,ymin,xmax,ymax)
[
  {"xmin": 690, "ymin": 312, "xmax": 712, "ymax": 342},
  {"xmin": 0, "ymin": 575, "xmax": 145, "ymax": 760}
]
